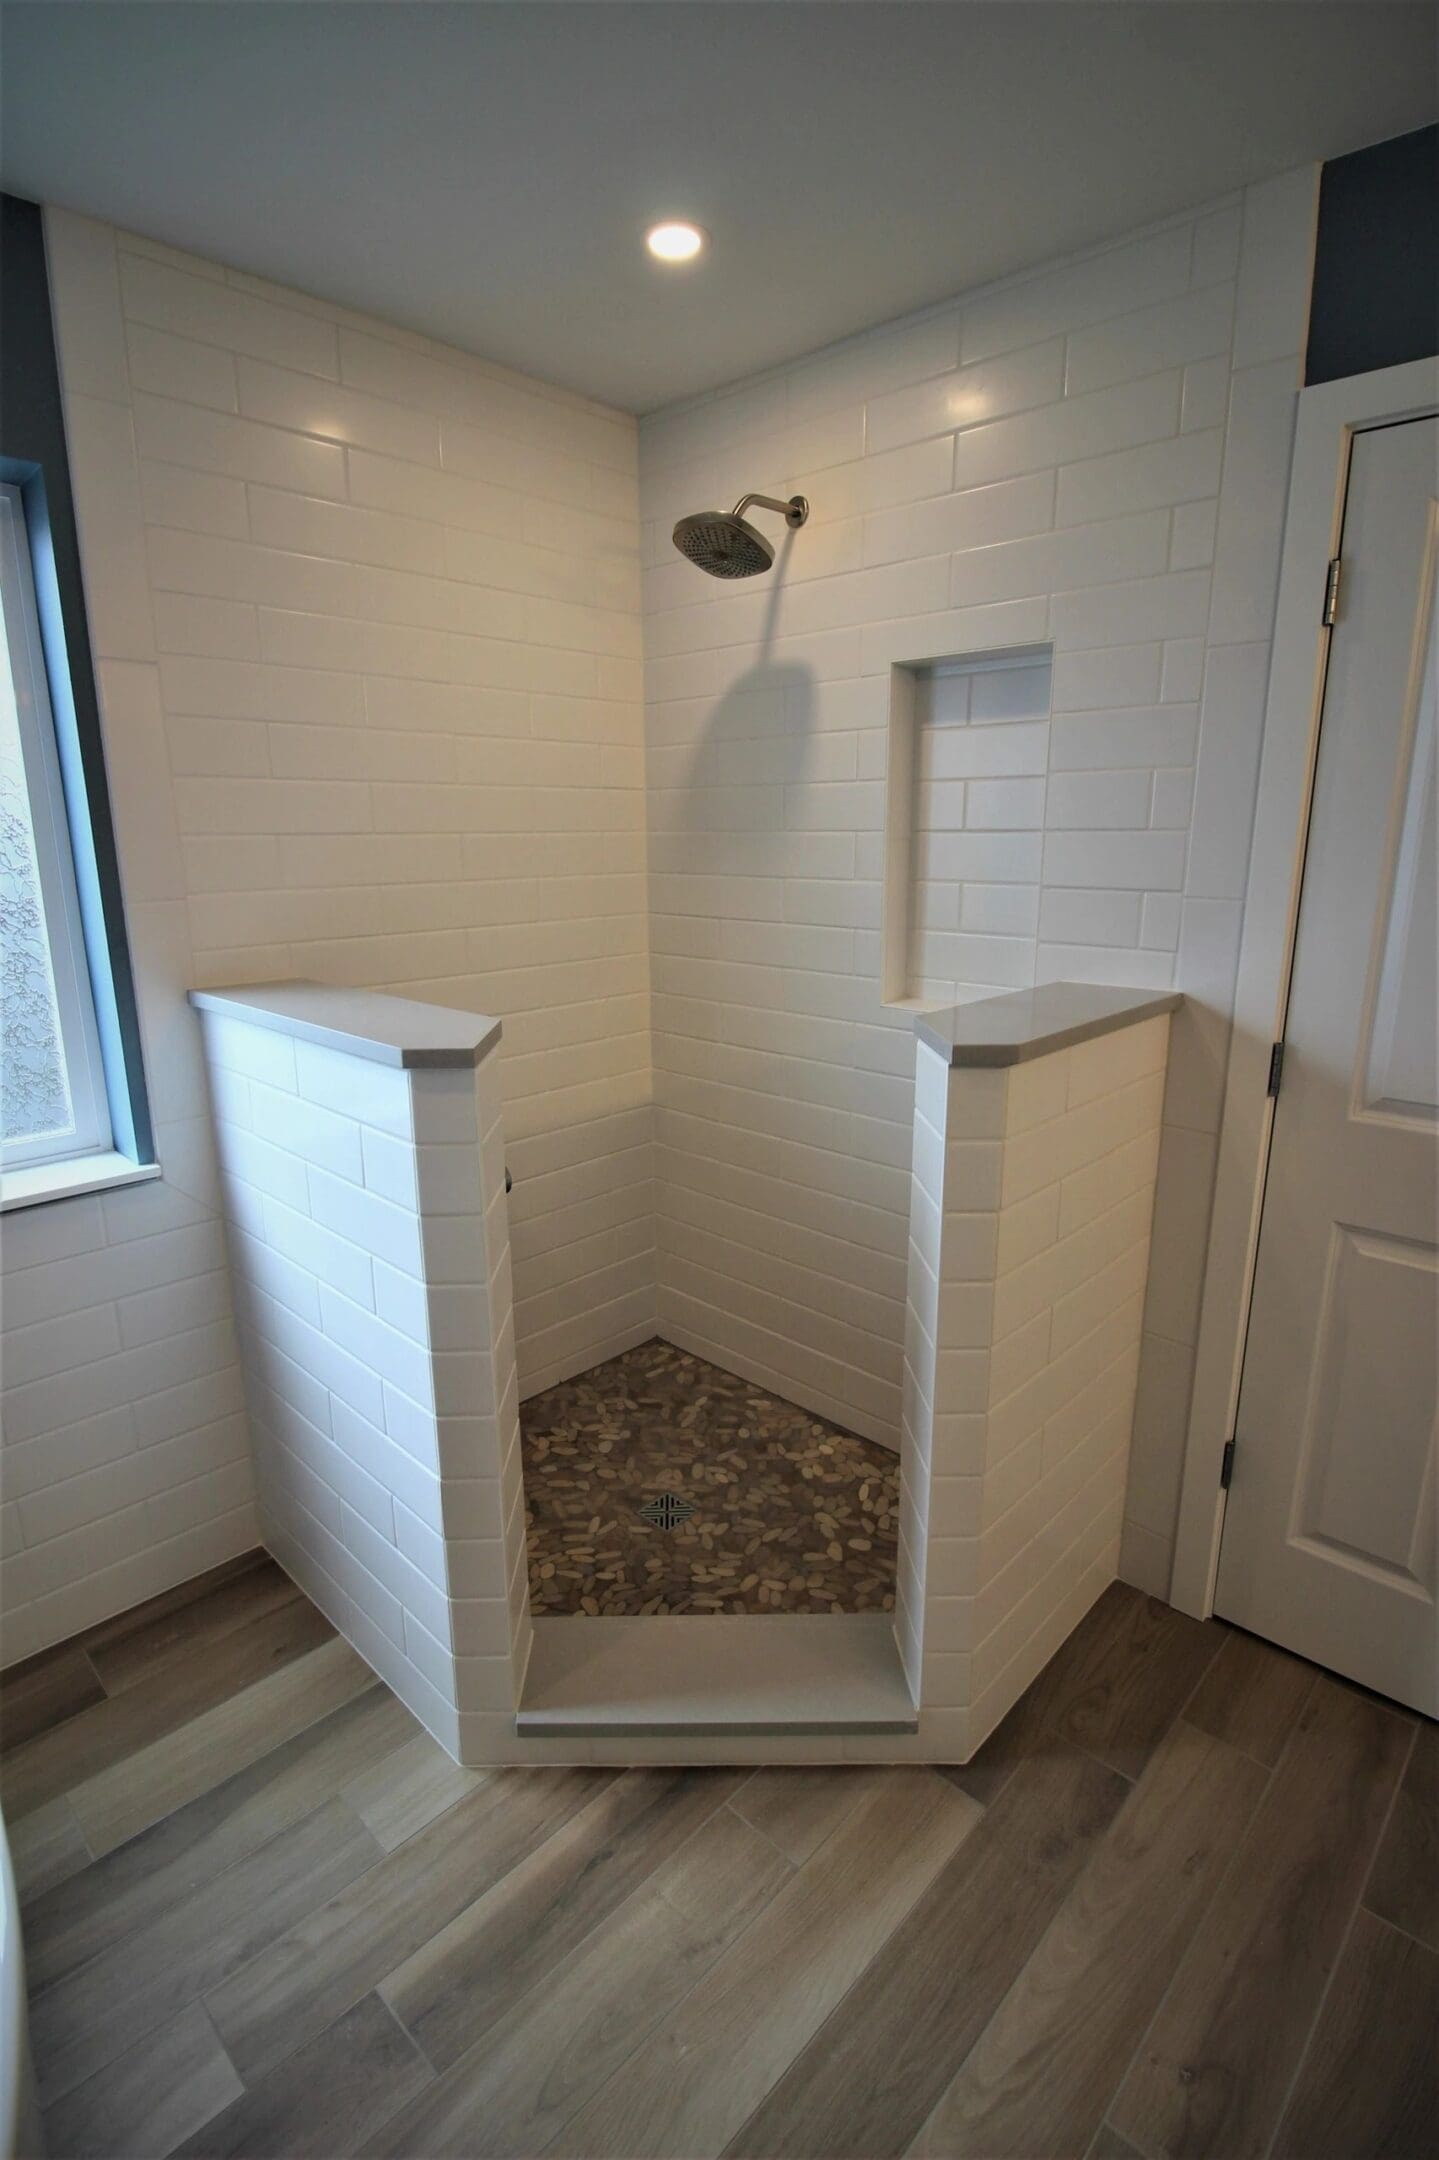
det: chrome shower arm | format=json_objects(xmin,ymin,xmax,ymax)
[{"xmin": 732, "ymin": 493, "xmax": 809, "ymax": 528}]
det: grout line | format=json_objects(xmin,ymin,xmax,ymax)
[
  {"xmin": 193, "ymin": 1991, "xmax": 245, "ymax": 2096},
  {"xmin": 719, "ymin": 1787, "xmax": 804, "ymax": 1874},
  {"xmin": 1165, "ymin": 1614, "xmax": 1242, "ymax": 1730},
  {"xmin": 1354, "ymin": 1901, "xmax": 1438, "ymax": 1960},
  {"xmin": 373, "ymin": 1983, "xmax": 441, "ymax": 2080},
  {"xmin": 79, "ymin": 1647, "xmax": 110, "ymax": 1705}
]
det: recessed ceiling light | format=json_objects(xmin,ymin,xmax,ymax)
[{"xmin": 646, "ymin": 220, "xmax": 706, "ymax": 264}]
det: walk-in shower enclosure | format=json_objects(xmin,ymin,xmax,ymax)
[{"xmin": 195, "ymin": 975, "xmax": 1174, "ymax": 1764}]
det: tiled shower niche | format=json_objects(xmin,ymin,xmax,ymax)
[{"xmin": 882, "ymin": 645, "xmax": 1053, "ymax": 1008}]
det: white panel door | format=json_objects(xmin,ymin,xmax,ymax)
[{"xmin": 1216, "ymin": 415, "xmax": 1438, "ymax": 1716}]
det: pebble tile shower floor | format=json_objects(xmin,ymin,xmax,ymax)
[{"xmin": 519, "ymin": 1338, "xmax": 899, "ymax": 1616}]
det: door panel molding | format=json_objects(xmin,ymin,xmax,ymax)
[
  {"xmin": 1287, "ymin": 1222, "xmax": 1437, "ymax": 1591},
  {"xmin": 1171, "ymin": 357, "xmax": 1439, "ymax": 1619}
]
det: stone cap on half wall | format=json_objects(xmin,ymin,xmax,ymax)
[
  {"xmin": 189, "ymin": 979, "xmax": 503, "ymax": 1069},
  {"xmin": 915, "ymin": 981, "xmax": 1182, "ymax": 1068}
]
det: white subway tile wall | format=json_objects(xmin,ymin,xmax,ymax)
[
  {"xmin": 196, "ymin": 1009, "xmax": 526, "ymax": 1759},
  {"xmin": 639, "ymin": 172, "xmax": 1317, "ymax": 1585},
  {"xmin": 2, "ymin": 210, "xmax": 649, "ymax": 1662},
  {"xmin": 891, "ymin": 1014, "xmax": 1168, "ymax": 1765}
]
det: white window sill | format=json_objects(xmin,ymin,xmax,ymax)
[{"xmin": 0, "ymin": 1151, "xmax": 161, "ymax": 1213}]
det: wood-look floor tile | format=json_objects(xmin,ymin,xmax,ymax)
[
  {"xmin": 1363, "ymin": 1716, "xmax": 1437, "ymax": 1951},
  {"xmin": 24, "ymin": 1684, "xmax": 414, "ymax": 1993},
  {"xmin": 911, "ymin": 1721, "xmax": 1268, "ymax": 2158},
  {"xmin": 70, "ymin": 1634, "xmax": 375, "ymax": 1858},
  {"xmin": 382, "ymin": 1765, "xmax": 747, "ymax": 2072},
  {"xmin": 939, "ymin": 1689, "xmax": 1045, "ymax": 1808},
  {"xmin": 41, "ymin": 2001, "xmax": 243, "ymax": 2160},
  {"xmin": 1, "ymin": 1596, "xmax": 335, "ymax": 1820},
  {"xmin": 1109, "ymin": 1675, "xmax": 1412, "ymax": 2160},
  {"xmin": 728, "ymin": 1744, "xmax": 1130, "ymax": 2159},
  {"xmin": 9, "ymin": 1562, "xmax": 1422, "ymax": 2160},
  {"xmin": 658, "ymin": 1793, "xmax": 790, "ymax": 1923},
  {"xmin": 1271, "ymin": 1908, "xmax": 1439, "ymax": 2159},
  {"xmin": 175, "ymin": 1993, "xmax": 432, "ymax": 2159},
  {"xmin": 549, "ymin": 1769, "xmax": 980, "ymax": 2160},
  {"xmin": 29, "ymin": 1797, "xmax": 382, "ymax": 2107},
  {"xmin": 949, "ymin": 1587, "xmax": 1183, "ymax": 1804},
  {"xmin": 943, "ymin": 1584, "xmax": 1133, "ymax": 1804},
  {"xmin": 943, "ymin": 1583, "xmax": 1225, "ymax": 1804},
  {"xmin": 343, "ymin": 1729, "xmax": 489, "ymax": 1852},
  {"xmin": 367, "ymin": 1805, "xmax": 791, "ymax": 2159},
  {"xmin": 8, "ymin": 1795, "xmax": 91, "ymax": 1904},
  {"xmin": 1183, "ymin": 1627, "xmax": 1316, "ymax": 1767},
  {"xmin": 76, "ymin": 1551, "xmax": 266, "ymax": 1660},
  {"xmin": 727, "ymin": 1764, "xmax": 876, "ymax": 1863},
  {"xmin": 1035, "ymin": 1583, "xmax": 1226, "ymax": 1783},
  {"xmin": 207, "ymin": 1765, "xmax": 613, "ymax": 2084},
  {"xmin": 84, "ymin": 1555, "xmax": 301, "ymax": 1696},
  {"xmin": 0, "ymin": 1643, "xmax": 105, "ymax": 1751}
]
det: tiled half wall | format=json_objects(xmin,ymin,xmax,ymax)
[
  {"xmin": 900, "ymin": 1007, "xmax": 1171, "ymax": 1761},
  {"xmin": 194, "ymin": 991, "xmax": 531, "ymax": 1761}
]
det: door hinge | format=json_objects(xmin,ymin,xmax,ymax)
[
  {"xmin": 1322, "ymin": 556, "xmax": 1342, "ymax": 627},
  {"xmin": 1267, "ymin": 1041, "xmax": 1285, "ymax": 1097},
  {"xmin": 1220, "ymin": 1438, "xmax": 1236, "ymax": 1490}
]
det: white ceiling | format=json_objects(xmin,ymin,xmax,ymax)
[{"xmin": 2, "ymin": 2, "xmax": 1434, "ymax": 414}]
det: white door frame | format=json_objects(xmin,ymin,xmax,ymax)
[{"xmin": 1170, "ymin": 355, "xmax": 1439, "ymax": 1619}]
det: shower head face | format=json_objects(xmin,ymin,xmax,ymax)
[{"xmin": 671, "ymin": 511, "xmax": 775, "ymax": 579}]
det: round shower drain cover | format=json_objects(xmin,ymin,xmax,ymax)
[{"xmin": 638, "ymin": 1491, "xmax": 696, "ymax": 1530}]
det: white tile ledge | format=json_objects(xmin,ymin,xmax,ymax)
[
  {"xmin": 189, "ymin": 979, "xmax": 503, "ymax": 1068},
  {"xmin": 916, "ymin": 981, "xmax": 1181, "ymax": 1067},
  {"xmin": 517, "ymin": 1615, "xmax": 918, "ymax": 1737},
  {"xmin": 0, "ymin": 1150, "xmax": 161, "ymax": 1213}
]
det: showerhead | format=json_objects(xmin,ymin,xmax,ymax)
[
  {"xmin": 672, "ymin": 492, "xmax": 809, "ymax": 578},
  {"xmin": 672, "ymin": 509, "xmax": 774, "ymax": 578}
]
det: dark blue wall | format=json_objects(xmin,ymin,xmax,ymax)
[{"xmin": 1306, "ymin": 125, "xmax": 1438, "ymax": 385}]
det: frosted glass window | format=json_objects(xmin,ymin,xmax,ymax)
[{"xmin": 0, "ymin": 483, "xmax": 110, "ymax": 1168}]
